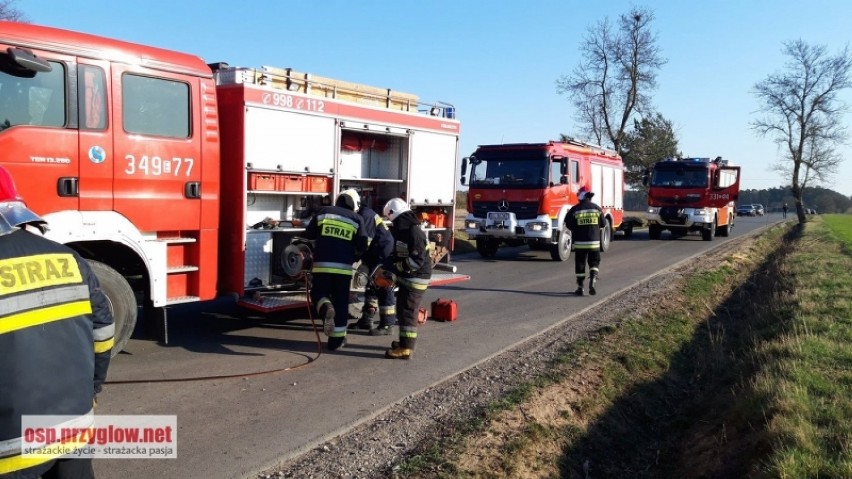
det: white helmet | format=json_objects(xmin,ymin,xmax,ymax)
[
  {"xmin": 335, "ymin": 189, "xmax": 361, "ymax": 211},
  {"xmin": 383, "ymin": 198, "xmax": 410, "ymax": 221}
]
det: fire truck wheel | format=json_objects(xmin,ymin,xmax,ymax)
[
  {"xmin": 599, "ymin": 221, "xmax": 612, "ymax": 252},
  {"xmin": 476, "ymin": 239, "xmax": 499, "ymax": 258},
  {"xmin": 86, "ymin": 260, "xmax": 137, "ymax": 357},
  {"xmin": 550, "ymin": 225, "xmax": 572, "ymax": 261},
  {"xmin": 718, "ymin": 214, "xmax": 733, "ymax": 237},
  {"xmin": 702, "ymin": 221, "xmax": 716, "ymax": 241}
]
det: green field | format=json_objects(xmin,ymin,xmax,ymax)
[{"xmin": 405, "ymin": 215, "xmax": 852, "ymax": 478}]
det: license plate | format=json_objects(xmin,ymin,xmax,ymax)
[{"xmin": 488, "ymin": 212, "xmax": 510, "ymax": 221}]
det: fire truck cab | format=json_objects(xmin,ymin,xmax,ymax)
[
  {"xmin": 461, "ymin": 140, "xmax": 624, "ymax": 261},
  {"xmin": 644, "ymin": 157, "xmax": 741, "ymax": 241}
]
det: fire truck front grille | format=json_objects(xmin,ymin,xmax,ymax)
[
  {"xmin": 659, "ymin": 207, "xmax": 687, "ymax": 224},
  {"xmin": 472, "ymin": 201, "xmax": 539, "ymax": 220}
]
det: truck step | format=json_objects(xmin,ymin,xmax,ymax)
[
  {"xmin": 152, "ymin": 237, "xmax": 197, "ymax": 244},
  {"xmin": 167, "ymin": 265, "xmax": 200, "ymax": 273},
  {"xmin": 166, "ymin": 296, "xmax": 201, "ymax": 306}
]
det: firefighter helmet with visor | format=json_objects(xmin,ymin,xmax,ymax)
[
  {"xmin": 383, "ymin": 198, "xmax": 410, "ymax": 221},
  {"xmin": 335, "ymin": 189, "xmax": 361, "ymax": 211},
  {"xmin": 0, "ymin": 166, "xmax": 47, "ymax": 236}
]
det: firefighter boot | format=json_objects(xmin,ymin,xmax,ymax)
[
  {"xmin": 327, "ymin": 335, "xmax": 347, "ymax": 351},
  {"xmin": 574, "ymin": 280, "xmax": 584, "ymax": 296},
  {"xmin": 319, "ymin": 302, "xmax": 336, "ymax": 337},
  {"xmin": 385, "ymin": 338, "xmax": 414, "ymax": 360},
  {"xmin": 370, "ymin": 319, "xmax": 397, "ymax": 336},
  {"xmin": 349, "ymin": 305, "xmax": 376, "ymax": 331},
  {"xmin": 589, "ymin": 272, "xmax": 598, "ymax": 296}
]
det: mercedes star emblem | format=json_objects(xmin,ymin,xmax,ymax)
[{"xmin": 498, "ymin": 199, "xmax": 509, "ymax": 211}]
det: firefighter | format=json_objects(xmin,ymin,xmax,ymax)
[
  {"xmin": 378, "ymin": 198, "xmax": 432, "ymax": 359},
  {"xmin": 565, "ymin": 186, "xmax": 605, "ymax": 296},
  {"xmin": 302, "ymin": 189, "xmax": 368, "ymax": 350},
  {"xmin": 348, "ymin": 192, "xmax": 396, "ymax": 334},
  {"xmin": 0, "ymin": 166, "xmax": 114, "ymax": 479}
]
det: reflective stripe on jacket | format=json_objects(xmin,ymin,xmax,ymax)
[
  {"xmin": 565, "ymin": 200, "xmax": 604, "ymax": 251},
  {"xmin": 387, "ymin": 211, "xmax": 432, "ymax": 290},
  {"xmin": 303, "ymin": 206, "xmax": 368, "ymax": 276}
]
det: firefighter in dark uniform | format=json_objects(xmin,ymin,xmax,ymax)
[
  {"xmin": 378, "ymin": 198, "xmax": 432, "ymax": 359},
  {"xmin": 0, "ymin": 166, "xmax": 114, "ymax": 479},
  {"xmin": 565, "ymin": 186, "xmax": 605, "ymax": 296},
  {"xmin": 303, "ymin": 189, "xmax": 368, "ymax": 350},
  {"xmin": 348, "ymin": 192, "xmax": 396, "ymax": 334}
]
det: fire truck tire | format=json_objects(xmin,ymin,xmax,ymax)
[
  {"xmin": 86, "ymin": 260, "xmax": 137, "ymax": 357},
  {"xmin": 476, "ymin": 239, "xmax": 499, "ymax": 258},
  {"xmin": 600, "ymin": 221, "xmax": 612, "ymax": 252},
  {"xmin": 649, "ymin": 224, "xmax": 662, "ymax": 240},
  {"xmin": 550, "ymin": 225, "xmax": 572, "ymax": 261},
  {"xmin": 718, "ymin": 214, "xmax": 733, "ymax": 237},
  {"xmin": 702, "ymin": 221, "xmax": 716, "ymax": 241}
]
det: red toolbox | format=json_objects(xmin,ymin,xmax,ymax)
[{"xmin": 431, "ymin": 298, "xmax": 457, "ymax": 322}]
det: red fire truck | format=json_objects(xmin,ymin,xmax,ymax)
[
  {"xmin": 0, "ymin": 21, "xmax": 466, "ymax": 354},
  {"xmin": 643, "ymin": 157, "xmax": 741, "ymax": 241},
  {"xmin": 460, "ymin": 140, "xmax": 624, "ymax": 261}
]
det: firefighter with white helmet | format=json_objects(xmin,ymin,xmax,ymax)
[
  {"xmin": 302, "ymin": 188, "xmax": 368, "ymax": 350},
  {"xmin": 565, "ymin": 186, "xmax": 605, "ymax": 296},
  {"xmin": 348, "ymin": 191, "xmax": 396, "ymax": 335},
  {"xmin": 0, "ymin": 166, "xmax": 114, "ymax": 478},
  {"xmin": 376, "ymin": 197, "xmax": 432, "ymax": 359}
]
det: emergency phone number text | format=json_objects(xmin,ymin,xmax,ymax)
[
  {"xmin": 124, "ymin": 155, "xmax": 194, "ymax": 176},
  {"xmin": 262, "ymin": 93, "xmax": 325, "ymax": 113}
]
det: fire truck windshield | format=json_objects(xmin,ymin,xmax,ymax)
[
  {"xmin": 469, "ymin": 153, "xmax": 549, "ymax": 188},
  {"xmin": 650, "ymin": 167, "xmax": 709, "ymax": 188}
]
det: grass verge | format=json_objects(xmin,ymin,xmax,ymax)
[{"xmin": 400, "ymin": 215, "xmax": 851, "ymax": 478}]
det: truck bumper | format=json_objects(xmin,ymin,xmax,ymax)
[
  {"xmin": 463, "ymin": 213, "xmax": 553, "ymax": 241},
  {"xmin": 646, "ymin": 208, "xmax": 714, "ymax": 231}
]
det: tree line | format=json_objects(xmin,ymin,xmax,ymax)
[{"xmin": 624, "ymin": 186, "xmax": 852, "ymax": 214}]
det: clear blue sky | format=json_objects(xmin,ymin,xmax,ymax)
[{"xmin": 19, "ymin": 0, "xmax": 852, "ymax": 197}]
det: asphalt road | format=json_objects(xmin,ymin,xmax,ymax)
[{"xmin": 94, "ymin": 213, "xmax": 783, "ymax": 478}]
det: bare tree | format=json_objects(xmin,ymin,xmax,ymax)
[
  {"xmin": 752, "ymin": 40, "xmax": 852, "ymax": 223},
  {"xmin": 621, "ymin": 112, "xmax": 679, "ymax": 189},
  {"xmin": 0, "ymin": 0, "xmax": 27, "ymax": 21},
  {"xmin": 556, "ymin": 6, "xmax": 666, "ymax": 154}
]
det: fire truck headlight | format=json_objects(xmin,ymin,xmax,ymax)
[
  {"xmin": 525, "ymin": 221, "xmax": 549, "ymax": 232},
  {"xmin": 466, "ymin": 220, "xmax": 480, "ymax": 229},
  {"xmin": 694, "ymin": 208, "xmax": 709, "ymax": 216},
  {"xmin": 647, "ymin": 207, "xmax": 659, "ymax": 214}
]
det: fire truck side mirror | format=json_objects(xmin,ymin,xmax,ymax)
[
  {"xmin": 3, "ymin": 47, "xmax": 52, "ymax": 78},
  {"xmin": 460, "ymin": 157, "xmax": 469, "ymax": 185},
  {"xmin": 559, "ymin": 175, "xmax": 568, "ymax": 185},
  {"xmin": 642, "ymin": 169, "xmax": 650, "ymax": 186}
]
